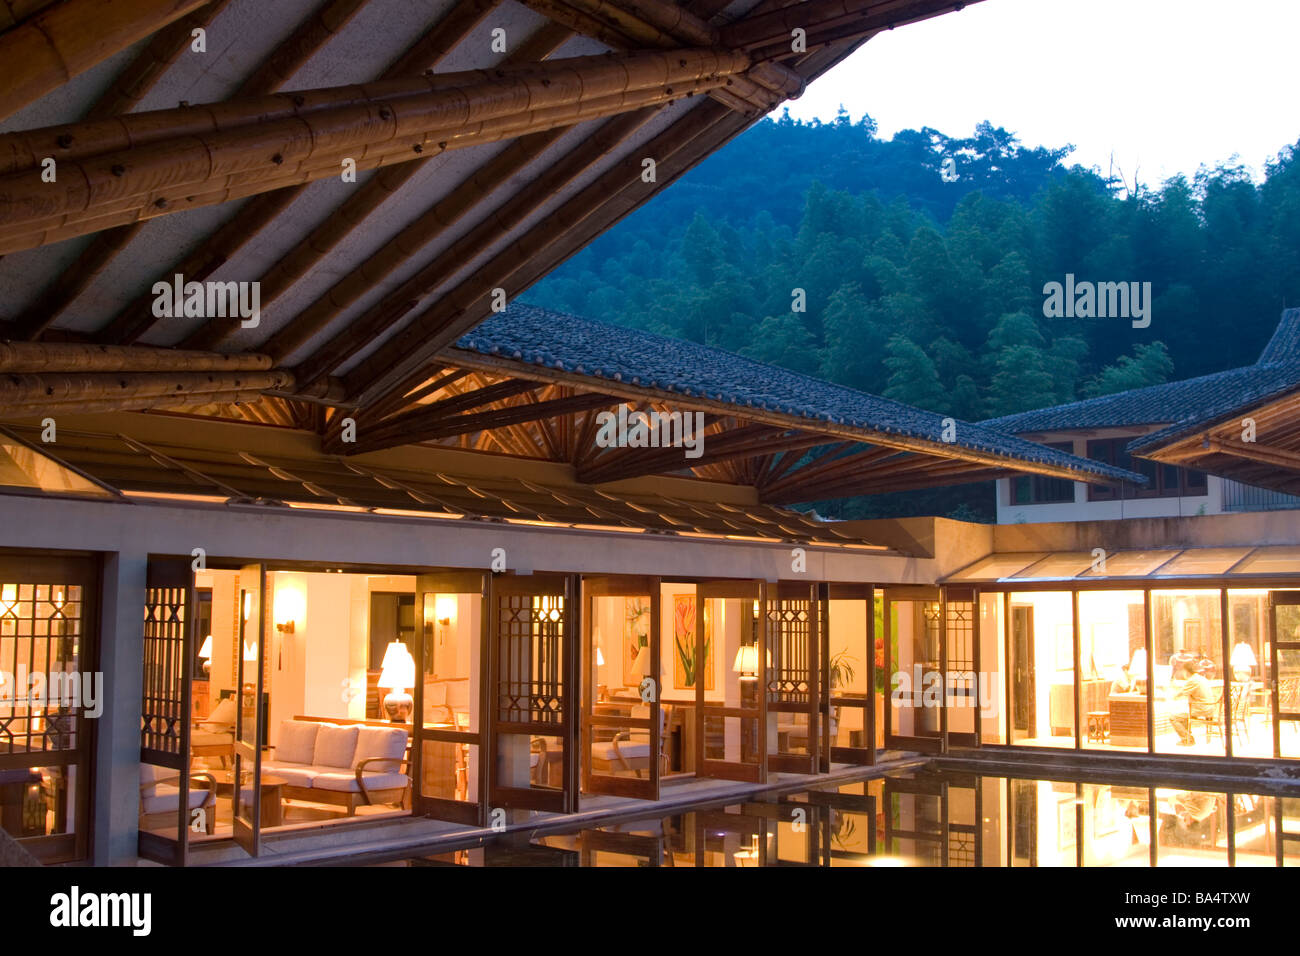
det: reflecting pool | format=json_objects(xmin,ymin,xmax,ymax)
[{"xmin": 364, "ymin": 764, "xmax": 1300, "ymax": 867}]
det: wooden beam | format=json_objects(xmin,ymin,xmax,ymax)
[
  {"xmin": 337, "ymin": 390, "xmax": 615, "ymax": 456},
  {"xmin": 342, "ymin": 98, "xmax": 735, "ymax": 405},
  {"xmin": 0, "ymin": 341, "xmax": 271, "ymax": 373},
  {"xmin": 0, "ymin": 47, "xmax": 751, "ymax": 253},
  {"xmin": 578, "ymin": 424, "xmax": 823, "ymax": 483},
  {"xmin": 0, "ymin": 0, "xmax": 211, "ymax": 121},
  {"xmin": 97, "ymin": 0, "xmax": 515, "ymax": 347},
  {"xmin": 291, "ymin": 106, "xmax": 658, "ymax": 385},
  {"xmin": 1197, "ymin": 438, "xmax": 1300, "ymax": 474},
  {"xmin": 0, "ymin": 368, "xmax": 292, "ymax": 415}
]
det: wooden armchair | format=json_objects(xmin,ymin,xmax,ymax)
[
  {"xmin": 139, "ymin": 766, "xmax": 216, "ymax": 835},
  {"xmin": 1193, "ymin": 685, "xmax": 1227, "ymax": 741},
  {"xmin": 589, "ymin": 706, "xmax": 667, "ymax": 778}
]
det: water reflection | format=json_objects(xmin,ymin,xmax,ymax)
[{"xmin": 376, "ymin": 766, "xmax": 1300, "ymax": 867}]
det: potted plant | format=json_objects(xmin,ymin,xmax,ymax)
[{"xmin": 827, "ymin": 649, "xmax": 857, "ymax": 743}]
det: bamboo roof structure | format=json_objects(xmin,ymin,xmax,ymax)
[{"xmin": 0, "ymin": 0, "xmax": 1148, "ymax": 508}]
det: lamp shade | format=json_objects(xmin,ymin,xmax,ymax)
[
  {"xmin": 733, "ymin": 644, "xmax": 758, "ymax": 675},
  {"xmin": 1129, "ymin": 647, "xmax": 1147, "ymax": 675},
  {"xmin": 198, "ymin": 634, "xmax": 213, "ymax": 660},
  {"xmin": 595, "ymin": 647, "xmax": 605, "ymax": 667},
  {"xmin": 1231, "ymin": 641, "xmax": 1258, "ymax": 669},
  {"xmin": 632, "ymin": 646, "xmax": 651, "ymax": 677},
  {"xmin": 379, "ymin": 641, "xmax": 416, "ymax": 690},
  {"xmin": 242, "ymin": 638, "xmax": 258, "ymax": 662}
]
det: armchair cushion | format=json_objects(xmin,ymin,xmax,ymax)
[
  {"xmin": 311, "ymin": 770, "xmax": 409, "ymax": 793},
  {"xmin": 354, "ymin": 726, "xmax": 407, "ymax": 768},
  {"xmin": 312, "ymin": 724, "xmax": 358, "ymax": 770},
  {"xmin": 199, "ymin": 697, "xmax": 238, "ymax": 733},
  {"xmin": 142, "ymin": 785, "xmax": 213, "ymax": 815},
  {"xmin": 191, "ymin": 730, "xmax": 233, "ymax": 748},
  {"xmin": 277, "ymin": 720, "xmax": 320, "ymax": 764}
]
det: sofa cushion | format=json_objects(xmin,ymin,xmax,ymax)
[
  {"xmin": 311, "ymin": 770, "xmax": 409, "ymax": 793},
  {"xmin": 313, "ymin": 723, "xmax": 359, "ymax": 769},
  {"xmin": 261, "ymin": 761, "xmax": 322, "ymax": 789},
  {"xmin": 199, "ymin": 697, "xmax": 238, "ymax": 732},
  {"xmin": 354, "ymin": 726, "xmax": 407, "ymax": 769},
  {"xmin": 276, "ymin": 720, "xmax": 320, "ymax": 764}
]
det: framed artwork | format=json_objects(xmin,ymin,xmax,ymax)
[
  {"xmin": 623, "ymin": 597, "xmax": 650, "ymax": 686},
  {"xmin": 672, "ymin": 594, "xmax": 712, "ymax": 690}
]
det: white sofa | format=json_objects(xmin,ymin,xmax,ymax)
[{"xmin": 263, "ymin": 718, "xmax": 410, "ymax": 815}]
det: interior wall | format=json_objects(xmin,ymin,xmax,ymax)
[{"xmin": 1010, "ymin": 592, "xmax": 1073, "ymax": 742}]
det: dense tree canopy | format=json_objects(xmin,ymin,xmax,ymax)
[{"xmin": 527, "ymin": 111, "xmax": 1300, "ymax": 519}]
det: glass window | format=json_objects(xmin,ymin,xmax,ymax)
[
  {"xmin": 947, "ymin": 553, "xmax": 1048, "ymax": 582},
  {"xmin": 1226, "ymin": 590, "xmax": 1270, "ymax": 759},
  {"xmin": 1156, "ymin": 548, "xmax": 1252, "ymax": 577},
  {"xmin": 1008, "ymin": 592, "xmax": 1073, "ymax": 748},
  {"xmin": 1079, "ymin": 591, "xmax": 1146, "ymax": 752},
  {"xmin": 1151, "ymin": 590, "xmax": 1224, "ymax": 757}
]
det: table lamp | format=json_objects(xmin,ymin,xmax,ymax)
[
  {"xmin": 733, "ymin": 644, "xmax": 758, "ymax": 681},
  {"xmin": 379, "ymin": 641, "xmax": 416, "ymax": 722},
  {"xmin": 198, "ymin": 633, "xmax": 213, "ymax": 677}
]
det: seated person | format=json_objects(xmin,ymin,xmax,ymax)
[
  {"xmin": 1110, "ymin": 663, "xmax": 1139, "ymax": 696},
  {"xmin": 1158, "ymin": 790, "xmax": 1219, "ymax": 845},
  {"xmin": 1168, "ymin": 662, "xmax": 1217, "ymax": 746}
]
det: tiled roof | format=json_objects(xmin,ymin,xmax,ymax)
[
  {"xmin": 452, "ymin": 304, "xmax": 1144, "ymax": 485},
  {"xmin": 982, "ymin": 309, "xmax": 1300, "ymax": 443}
]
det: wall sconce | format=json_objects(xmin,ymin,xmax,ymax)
[
  {"xmin": 274, "ymin": 584, "xmax": 305, "ymax": 635},
  {"xmin": 434, "ymin": 594, "xmax": 455, "ymax": 647},
  {"xmin": 242, "ymin": 592, "xmax": 253, "ymax": 623}
]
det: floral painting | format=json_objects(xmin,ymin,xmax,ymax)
[
  {"xmin": 623, "ymin": 596, "xmax": 650, "ymax": 686},
  {"xmin": 672, "ymin": 594, "xmax": 711, "ymax": 690}
]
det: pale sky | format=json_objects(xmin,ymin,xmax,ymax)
[{"xmin": 781, "ymin": 0, "xmax": 1300, "ymax": 185}]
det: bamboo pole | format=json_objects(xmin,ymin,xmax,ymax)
[
  {"xmin": 0, "ymin": 388, "xmax": 274, "ymax": 417},
  {"xmin": 118, "ymin": 10, "xmax": 566, "ymax": 349},
  {"xmin": 342, "ymin": 99, "xmax": 738, "ymax": 404},
  {"xmin": 0, "ymin": 1, "xmax": 59, "ymax": 32},
  {"xmin": 234, "ymin": 0, "xmax": 371, "ymax": 97},
  {"xmin": 0, "ymin": 70, "xmax": 724, "ymax": 256},
  {"xmin": 0, "ymin": 368, "xmax": 292, "ymax": 404},
  {"xmin": 83, "ymin": 0, "xmax": 233, "ymax": 119},
  {"xmin": 0, "ymin": 341, "xmax": 272, "ymax": 373},
  {"xmin": 273, "ymin": 106, "xmax": 657, "ymax": 372},
  {"xmin": 0, "ymin": 0, "xmax": 211, "ymax": 121}
]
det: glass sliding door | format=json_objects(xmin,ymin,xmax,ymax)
[
  {"xmin": 488, "ymin": 574, "xmax": 575, "ymax": 813},
  {"xmin": 581, "ymin": 575, "xmax": 661, "ymax": 800},
  {"xmin": 1152, "ymin": 589, "xmax": 1224, "ymax": 755},
  {"xmin": 414, "ymin": 571, "xmax": 487, "ymax": 824},
  {"xmin": 883, "ymin": 588, "xmax": 943, "ymax": 752},
  {"xmin": 765, "ymin": 582, "xmax": 819, "ymax": 774},
  {"xmin": 1007, "ymin": 591, "xmax": 1073, "ymax": 748},
  {"xmin": 232, "ymin": 563, "xmax": 267, "ymax": 856},
  {"xmin": 825, "ymin": 584, "xmax": 873, "ymax": 765},
  {"xmin": 697, "ymin": 579, "xmax": 765, "ymax": 783}
]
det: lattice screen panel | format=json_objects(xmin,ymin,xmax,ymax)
[
  {"xmin": 141, "ymin": 585, "xmax": 187, "ymax": 762},
  {"xmin": 766, "ymin": 598, "xmax": 812, "ymax": 706},
  {"xmin": 496, "ymin": 594, "xmax": 565, "ymax": 727},
  {"xmin": 0, "ymin": 582, "xmax": 83, "ymax": 755}
]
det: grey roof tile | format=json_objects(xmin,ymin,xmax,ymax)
[{"xmin": 453, "ymin": 304, "xmax": 1145, "ymax": 485}]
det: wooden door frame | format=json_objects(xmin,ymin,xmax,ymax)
[
  {"xmin": 486, "ymin": 573, "xmax": 577, "ymax": 814},
  {"xmin": 696, "ymin": 579, "xmax": 766, "ymax": 784},
  {"xmin": 1268, "ymin": 590, "xmax": 1300, "ymax": 759},
  {"xmin": 0, "ymin": 551, "xmax": 99, "ymax": 864},
  {"xmin": 232, "ymin": 562, "xmax": 266, "ymax": 857},
  {"xmin": 580, "ymin": 575, "xmax": 661, "ymax": 801},
  {"xmin": 766, "ymin": 581, "xmax": 820, "ymax": 775},
  {"xmin": 1010, "ymin": 602, "xmax": 1036, "ymax": 737},
  {"xmin": 412, "ymin": 570, "xmax": 489, "ymax": 826},
  {"xmin": 882, "ymin": 586, "xmax": 944, "ymax": 754},
  {"xmin": 825, "ymin": 582, "xmax": 875, "ymax": 768}
]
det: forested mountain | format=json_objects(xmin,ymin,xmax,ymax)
[{"xmin": 529, "ymin": 110, "xmax": 1300, "ymax": 423}]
